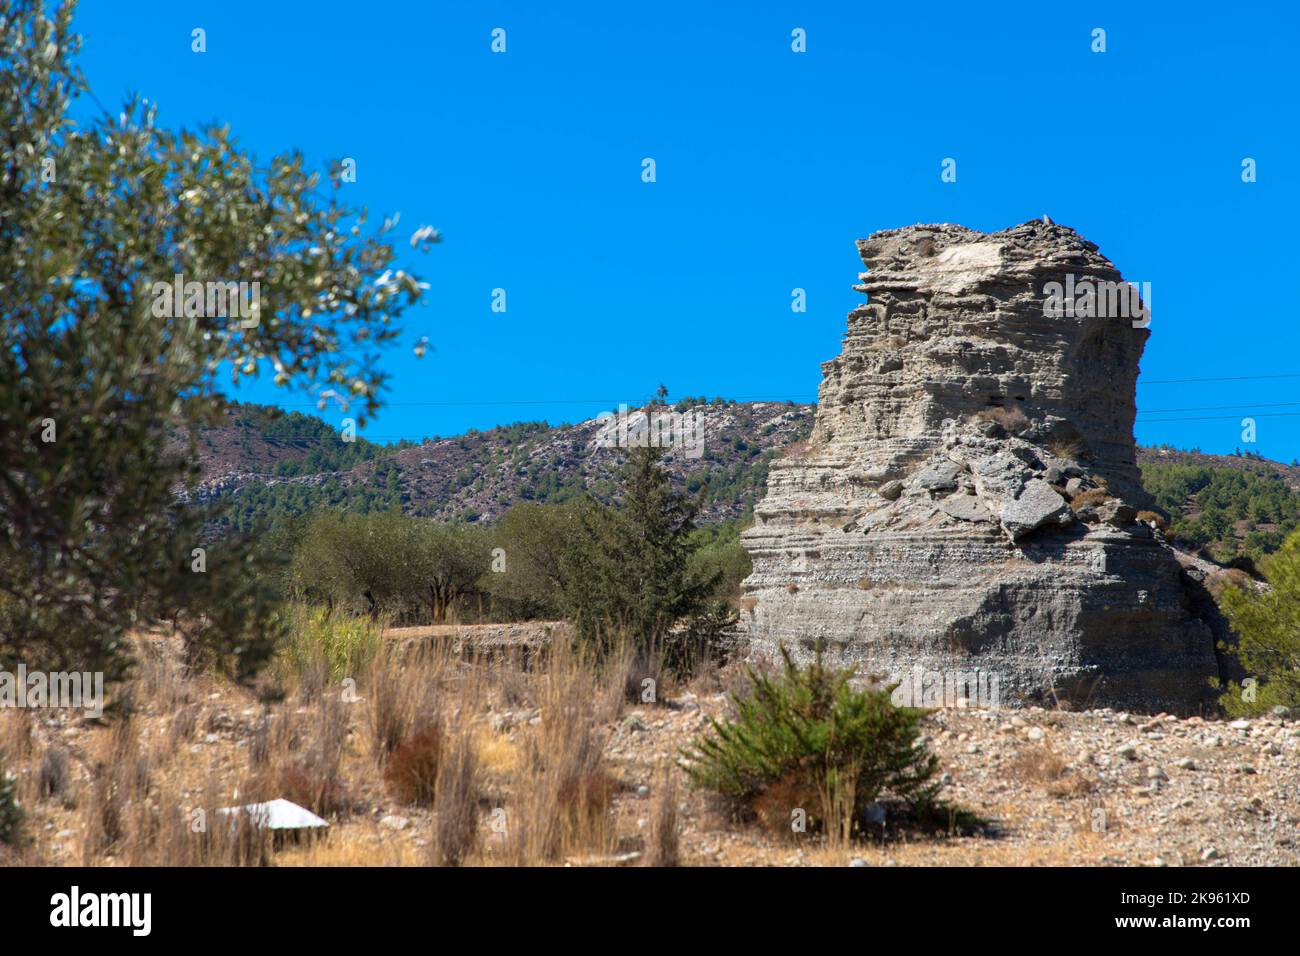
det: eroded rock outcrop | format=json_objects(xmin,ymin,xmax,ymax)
[{"xmin": 740, "ymin": 220, "xmax": 1220, "ymax": 713}]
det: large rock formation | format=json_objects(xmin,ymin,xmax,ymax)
[{"xmin": 740, "ymin": 220, "xmax": 1221, "ymax": 713}]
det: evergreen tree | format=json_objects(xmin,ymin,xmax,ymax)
[
  {"xmin": 561, "ymin": 445, "xmax": 724, "ymax": 653},
  {"xmin": 1219, "ymin": 529, "xmax": 1300, "ymax": 715}
]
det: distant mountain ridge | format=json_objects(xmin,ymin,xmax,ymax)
[
  {"xmin": 185, "ymin": 402, "xmax": 1300, "ymax": 562},
  {"xmin": 187, "ymin": 400, "xmax": 817, "ymax": 532}
]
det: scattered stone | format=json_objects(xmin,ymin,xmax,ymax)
[
  {"xmin": 878, "ymin": 480, "xmax": 904, "ymax": 501},
  {"xmin": 380, "ymin": 815, "xmax": 409, "ymax": 831}
]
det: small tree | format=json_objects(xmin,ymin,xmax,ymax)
[
  {"xmin": 682, "ymin": 644, "xmax": 941, "ymax": 842},
  {"xmin": 484, "ymin": 501, "xmax": 587, "ymax": 619},
  {"xmin": 560, "ymin": 445, "xmax": 723, "ymax": 654},
  {"xmin": 1219, "ymin": 529, "xmax": 1300, "ymax": 715},
  {"xmin": 410, "ymin": 521, "xmax": 490, "ymax": 624}
]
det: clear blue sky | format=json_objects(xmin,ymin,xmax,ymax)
[{"xmin": 70, "ymin": 1, "xmax": 1300, "ymax": 459}]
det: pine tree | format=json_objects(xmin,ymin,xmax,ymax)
[
  {"xmin": 1219, "ymin": 528, "xmax": 1300, "ymax": 714},
  {"xmin": 562, "ymin": 446, "xmax": 723, "ymax": 653}
]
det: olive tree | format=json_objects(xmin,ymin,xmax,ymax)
[{"xmin": 0, "ymin": 1, "xmax": 433, "ymax": 681}]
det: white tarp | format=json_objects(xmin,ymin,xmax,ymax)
[{"xmin": 216, "ymin": 798, "xmax": 329, "ymax": 831}]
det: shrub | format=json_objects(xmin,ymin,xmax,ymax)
[
  {"xmin": 274, "ymin": 604, "xmax": 381, "ymax": 686},
  {"xmin": 0, "ymin": 754, "xmax": 23, "ymax": 847},
  {"xmin": 1135, "ymin": 509, "xmax": 1169, "ymax": 534},
  {"xmin": 384, "ymin": 726, "xmax": 443, "ymax": 806},
  {"xmin": 1218, "ymin": 529, "xmax": 1300, "ymax": 715},
  {"xmin": 431, "ymin": 730, "xmax": 480, "ymax": 866},
  {"xmin": 977, "ymin": 406, "xmax": 1029, "ymax": 435},
  {"xmin": 682, "ymin": 644, "xmax": 941, "ymax": 842},
  {"xmin": 1070, "ymin": 488, "xmax": 1110, "ymax": 512}
]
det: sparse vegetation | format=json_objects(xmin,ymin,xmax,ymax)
[
  {"xmin": 1217, "ymin": 528, "xmax": 1300, "ymax": 715},
  {"xmin": 683, "ymin": 644, "xmax": 944, "ymax": 843}
]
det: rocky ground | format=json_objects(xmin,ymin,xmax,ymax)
[
  {"xmin": 605, "ymin": 695, "xmax": 1300, "ymax": 867},
  {"xmin": 12, "ymin": 660, "xmax": 1295, "ymax": 867}
]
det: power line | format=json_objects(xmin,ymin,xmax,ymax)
[
  {"xmin": 1138, "ymin": 401, "xmax": 1300, "ymax": 414},
  {"xmin": 1137, "ymin": 411, "xmax": 1300, "ymax": 424},
  {"xmin": 1139, "ymin": 372, "xmax": 1300, "ymax": 386}
]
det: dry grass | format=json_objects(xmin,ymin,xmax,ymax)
[
  {"xmin": 1136, "ymin": 509, "xmax": 1169, "ymax": 533},
  {"xmin": 1006, "ymin": 745, "xmax": 1096, "ymax": 797},
  {"xmin": 1070, "ymin": 488, "xmax": 1111, "ymax": 512},
  {"xmin": 977, "ymin": 406, "xmax": 1030, "ymax": 435},
  {"xmin": 431, "ymin": 727, "xmax": 480, "ymax": 866},
  {"xmin": 1046, "ymin": 434, "xmax": 1085, "ymax": 461},
  {"xmin": 646, "ymin": 762, "xmax": 680, "ymax": 866}
]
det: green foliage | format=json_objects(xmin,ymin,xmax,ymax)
[
  {"xmin": 683, "ymin": 644, "xmax": 940, "ymax": 841},
  {"xmin": 0, "ymin": 1, "xmax": 428, "ymax": 682},
  {"xmin": 688, "ymin": 520, "xmax": 753, "ymax": 602},
  {"xmin": 290, "ymin": 510, "xmax": 489, "ymax": 623},
  {"xmin": 1218, "ymin": 530, "xmax": 1300, "ymax": 715},
  {"xmin": 560, "ymin": 447, "xmax": 725, "ymax": 652},
  {"xmin": 0, "ymin": 756, "xmax": 23, "ymax": 848},
  {"xmin": 273, "ymin": 603, "xmax": 382, "ymax": 684},
  {"xmin": 1141, "ymin": 462, "xmax": 1300, "ymax": 561},
  {"xmin": 482, "ymin": 501, "xmax": 587, "ymax": 619}
]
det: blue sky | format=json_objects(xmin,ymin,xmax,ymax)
[{"xmin": 70, "ymin": 1, "xmax": 1300, "ymax": 458}]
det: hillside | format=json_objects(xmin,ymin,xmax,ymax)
[
  {"xmin": 1138, "ymin": 446, "xmax": 1300, "ymax": 562},
  {"xmin": 190, "ymin": 400, "xmax": 817, "ymax": 533},
  {"xmin": 184, "ymin": 402, "xmax": 1300, "ymax": 562}
]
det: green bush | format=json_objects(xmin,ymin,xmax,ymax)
[
  {"xmin": 274, "ymin": 603, "xmax": 382, "ymax": 685},
  {"xmin": 1218, "ymin": 529, "xmax": 1300, "ymax": 715},
  {"xmin": 683, "ymin": 644, "xmax": 941, "ymax": 841}
]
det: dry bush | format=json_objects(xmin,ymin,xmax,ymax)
[
  {"xmin": 1070, "ymin": 488, "xmax": 1110, "ymax": 512},
  {"xmin": 646, "ymin": 764, "xmax": 680, "ymax": 867},
  {"xmin": 782, "ymin": 441, "xmax": 812, "ymax": 460},
  {"xmin": 37, "ymin": 745, "xmax": 73, "ymax": 805},
  {"xmin": 1136, "ymin": 509, "xmax": 1169, "ymax": 533},
  {"xmin": 367, "ymin": 639, "xmax": 445, "ymax": 766},
  {"xmin": 81, "ymin": 718, "xmax": 152, "ymax": 860},
  {"xmin": 1046, "ymin": 434, "xmax": 1085, "ymax": 461},
  {"xmin": 502, "ymin": 641, "xmax": 617, "ymax": 864},
  {"xmin": 749, "ymin": 771, "xmax": 814, "ymax": 838},
  {"xmin": 1007, "ymin": 745, "xmax": 1095, "ymax": 797},
  {"xmin": 384, "ymin": 724, "xmax": 442, "ymax": 806},
  {"xmin": 431, "ymin": 728, "xmax": 480, "ymax": 866},
  {"xmin": 977, "ymin": 406, "xmax": 1030, "ymax": 435}
]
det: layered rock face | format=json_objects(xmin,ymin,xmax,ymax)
[{"xmin": 741, "ymin": 221, "xmax": 1220, "ymax": 713}]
